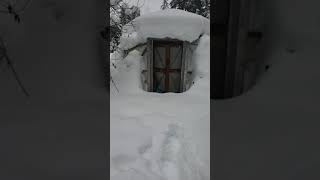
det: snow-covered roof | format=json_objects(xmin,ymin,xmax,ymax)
[
  {"xmin": 119, "ymin": 9, "xmax": 210, "ymax": 51},
  {"xmin": 133, "ymin": 9, "xmax": 210, "ymax": 42}
]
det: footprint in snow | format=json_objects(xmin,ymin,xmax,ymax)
[{"xmin": 158, "ymin": 123, "xmax": 209, "ymax": 180}]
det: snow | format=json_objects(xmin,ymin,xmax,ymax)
[
  {"xmin": 110, "ymin": 0, "xmax": 119, "ymax": 6},
  {"xmin": 110, "ymin": 35, "xmax": 210, "ymax": 180},
  {"xmin": 133, "ymin": 9, "xmax": 210, "ymax": 42},
  {"xmin": 118, "ymin": 9, "xmax": 210, "ymax": 51},
  {"xmin": 119, "ymin": 31, "xmax": 144, "ymax": 51}
]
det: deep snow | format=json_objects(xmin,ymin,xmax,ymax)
[
  {"xmin": 110, "ymin": 35, "xmax": 210, "ymax": 180},
  {"xmin": 133, "ymin": 9, "xmax": 210, "ymax": 42},
  {"xmin": 119, "ymin": 9, "xmax": 210, "ymax": 51}
]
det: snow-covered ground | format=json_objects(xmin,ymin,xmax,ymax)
[{"xmin": 110, "ymin": 33, "xmax": 210, "ymax": 180}]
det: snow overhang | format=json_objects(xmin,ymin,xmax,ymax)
[{"xmin": 132, "ymin": 9, "xmax": 210, "ymax": 43}]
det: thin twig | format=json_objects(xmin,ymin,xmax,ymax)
[
  {"xmin": 110, "ymin": 75, "xmax": 119, "ymax": 93},
  {"xmin": 0, "ymin": 0, "xmax": 32, "ymax": 15},
  {"xmin": 5, "ymin": 53, "xmax": 30, "ymax": 97},
  {"xmin": 0, "ymin": 37, "xmax": 30, "ymax": 97},
  {"xmin": 123, "ymin": 42, "xmax": 146, "ymax": 55},
  {"xmin": 16, "ymin": 0, "xmax": 31, "ymax": 13}
]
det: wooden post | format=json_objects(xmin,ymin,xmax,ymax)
[{"xmin": 165, "ymin": 46, "xmax": 170, "ymax": 92}]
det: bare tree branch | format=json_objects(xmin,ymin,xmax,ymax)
[
  {"xmin": 16, "ymin": 0, "xmax": 32, "ymax": 13},
  {"xmin": 0, "ymin": 36, "xmax": 30, "ymax": 97}
]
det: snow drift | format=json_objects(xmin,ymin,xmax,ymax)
[
  {"xmin": 133, "ymin": 9, "xmax": 210, "ymax": 42},
  {"xmin": 111, "ymin": 33, "xmax": 210, "ymax": 180},
  {"xmin": 119, "ymin": 9, "xmax": 210, "ymax": 51}
]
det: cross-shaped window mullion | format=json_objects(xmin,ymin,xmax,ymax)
[
  {"xmin": 155, "ymin": 48, "xmax": 165, "ymax": 68},
  {"xmin": 154, "ymin": 73, "xmax": 165, "ymax": 92},
  {"xmin": 170, "ymin": 47, "xmax": 182, "ymax": 68}
]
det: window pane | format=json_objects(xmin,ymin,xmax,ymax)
[{"xmin": 170, "ymin": 46, "xmax": 182, "ymax": 69}]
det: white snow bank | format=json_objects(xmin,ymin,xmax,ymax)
[
  {"xmin": 194, "ymin": 35, "xmax": 210, "ymax": 78},
  {"xmin": 119, "ymin": 9, "xmax": 210, "ymax": 51},
  {"xmin": 110, "ymin": 34, "xmax": 210, "ymax": 180},
  {"xmin": 119, "ymin": 31, "xmax": 145, "ymax": 50},
  {"xmin": 133, "ymin": 9, "xmax": 210, "ymax": 42},
  {"xmin": 110, "ymin": 50, "xmax": 143, "ymax": 94}
]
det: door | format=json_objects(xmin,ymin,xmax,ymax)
[{"xmin": 153, "ymin": 41, "xmax": 183, "ymax": 93}]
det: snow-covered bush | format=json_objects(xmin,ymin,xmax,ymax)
[
  {"xmin": 109, "ymin": 0, "xmax": 141, "ymax": 53},
  {"xmin": 170, "ymin": 0, "xmax": 210, "ymax": 18}
]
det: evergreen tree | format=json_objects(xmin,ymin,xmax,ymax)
[
  {"xmin": 170, "ymin": 0, "xmax": 210, "ymax": 18},
  {"xmin": 161, "ymin": 0, "xmax": 169, "ymax": 10},
  {"xmin": 120, "ymin": 4, "xmax": 140, "ymax": 26},
  {"xmin": 109, "ymin": 0, "xmax": 140, "ymax": 52}
]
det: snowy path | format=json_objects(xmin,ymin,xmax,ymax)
[
  {"xmin": 110, "ymin": 35, "xmax": 210, "ymax": 180},
  {"xmin": 111, "ymin": 93, "xmax": 210, "ymax": 180}
]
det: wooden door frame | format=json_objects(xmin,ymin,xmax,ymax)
[{"xmin": 149, "ymin": 38, "xmax": 184, "ymax": 93}]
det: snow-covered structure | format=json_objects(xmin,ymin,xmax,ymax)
[
  {"xmin": 110, "ymin": 12, "xmax": 211, "ymax": 180},
  {"xmin": 119, "ymin": 9, "xmax": 210, "ymax": 93},
  {"xmin": 141, "ymin": 38, "xmax": 195, "ymax": 93}
]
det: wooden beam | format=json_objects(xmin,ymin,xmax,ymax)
[
  {"xmin": 123, "ymin": 43, "xmax": 147, "ymax": 56},
  {"xmin": 165, "ymin": 46, "xmax": 170, "ymax": 92}
]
